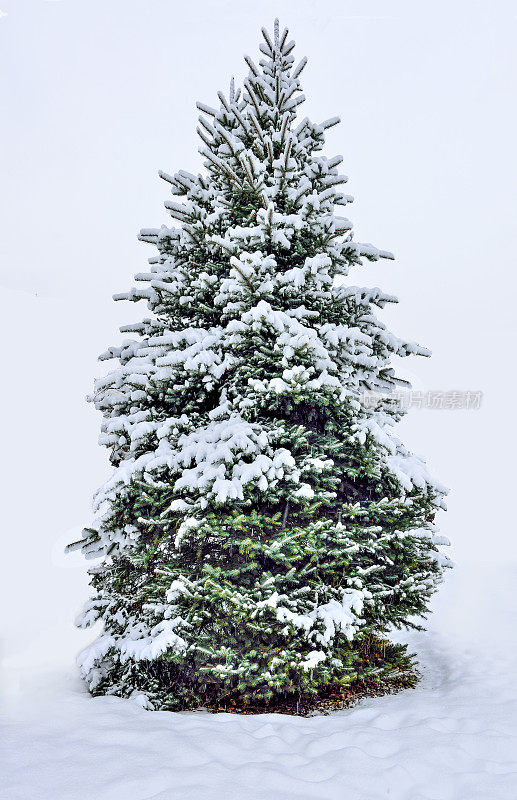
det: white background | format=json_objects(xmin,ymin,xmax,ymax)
[{"xmin": 1, "ymin": 0, "xmax": 516, "ymax": 667}]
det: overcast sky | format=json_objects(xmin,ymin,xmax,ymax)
[{"xmin": 1, "ymin": 0, "xmax": 516, "ymax": 656}]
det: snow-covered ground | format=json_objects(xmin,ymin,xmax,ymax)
[{"xmin": 2, "ymin": 561, "xmax": 516, "ymax": 800}]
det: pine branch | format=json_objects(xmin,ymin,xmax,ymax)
[
  {"xmin": 279, "ymin": 137, "xmax": 293, "ymax": 192},
  {"xmin": 230, "ymin": 260, "xmax": 254, "ymax": 291}
]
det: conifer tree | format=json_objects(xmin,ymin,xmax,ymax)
[{"xmin": 69, "ymin": 20, "xmax": 449, "ymax": 711}]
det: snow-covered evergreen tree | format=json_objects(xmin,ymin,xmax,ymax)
[{"xmin": 69, "ymin": 20, "xmax": 449, "ymax": 710}]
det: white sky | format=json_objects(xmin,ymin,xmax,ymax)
[{"xmin": 1, "ymin": 0, "xmax": 516, "ymax": 656}]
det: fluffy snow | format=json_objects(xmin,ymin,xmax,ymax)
[
  {"xmin": 2, "ymin": 562, "xmax": 517, "ymax": 800},
  {"xmin": 117, "ymin": 618, "xmax": 187, "ymax": 663},
  {"xmin": 93, "ymin": 413, "xmax": 299, "ymax": 513},
  {"xmin": 254, "ymin": 587, "xmax": 365, "ymax": 647}
]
